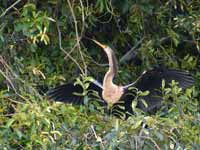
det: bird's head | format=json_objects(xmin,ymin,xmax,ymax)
[
  {"xmin": 92, "ymin": 40, "xmax": 113, "ymax": 56},
  {"xmin": 92, "ymin": 39, "xmax": 107, "ymax": 49},
  {"xmin": 92, "ymin": 39, "xmax": 118, "ymax": 73}
]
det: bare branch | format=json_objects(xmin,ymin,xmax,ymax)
[
  {"xmin": 67, "ymin": 0, "xmax": 87, "ymax": 75},
  {"xmin": 134, "ymin": 135, "xmax": 161, "ymax": 150},
  {"xmin": 0, "ymin": 0, "xmax": 22, "ymax": 18},
  {"xmin": 120, "ymin": 38, "xmax": 144, "ymax": 63},
  {"xmin": 56, "ymin": 22, "xmax": 85, "ymax": 74},
  {"xmin": 91, "ymin": 125, "xmax": 105, "ymax": 149}
]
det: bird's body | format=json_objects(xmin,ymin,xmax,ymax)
[
  {"xmin": 102, "ymin": 83, "xmax": 124, "ymax": 104},
  {"xmin": 47, "ymin": 40, "xmax": 194, "ymax": 117}
]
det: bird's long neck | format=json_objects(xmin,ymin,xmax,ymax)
[
  {"xmin": 92, "ymin": 40, "xmax": 124, "ymax": 104},
  {"xmin": 103, "ymin": 48, "xmax": 118, "ymax": 88},
  {"xmin": 102, "ymin": 47, "xmax": 124, "ymax": 104}
]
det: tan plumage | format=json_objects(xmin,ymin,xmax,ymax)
[{"xmin": 92, "ymin": 40, "xmax": 124, "ymax": 104}]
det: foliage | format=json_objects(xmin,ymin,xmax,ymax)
[{"xmin": 0, "ymin": 0, "xmax": 200, "ymax": 149}]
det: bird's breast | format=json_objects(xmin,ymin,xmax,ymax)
[{"xmin": 102, "ymin": 85, "xmax": 124, "ymax": 104}]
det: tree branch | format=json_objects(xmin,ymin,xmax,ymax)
[{"xmin": 0, "ymin": 0, "xmax": 22, "ymax": 18}]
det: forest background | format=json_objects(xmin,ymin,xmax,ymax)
[{"xmin": 0, "ymin": 0, "xmax": 200, "ymax": 149}]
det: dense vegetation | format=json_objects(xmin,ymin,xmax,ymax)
[{"xmin": 0, "ymin": 0, "xmax": 199, "ymax": 149}]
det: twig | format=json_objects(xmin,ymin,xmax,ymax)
[
  {"xmin": 0, "ymin": 113, "xmax": 15, "ymax": 117},
  {"xmin": 91, "ymin": 125, "xmax": 105, "ymax": 149},
  {"xmin": 64, "ymin": 42, "xmax": 80, "ymax": 59},
  {"xmin": 0, "ymin": 0, "xmax": 22, "ymax": 18},
  {"xmin": 134, "ymin": 136, "xmax": 138, "ymax": 150},
  {"xmin": 90, "ymin": 60, "xmax": 109, "ymax": 67},
  {"xmin": 81, "ymin": 36, "xmax": 109, "ymax": 67},
  {"xmin": 79, "ymin": 0, "xmax": 85, "ymax": 36},
  {"xmin": 120, "ymin": 38, "xmax": 144, "ymax": 63},
  {"xmin": 56, "ymin": 22, "xmax": 84, "ymax": 74},
  {"xmin": 139, "ymin": 123, "xmax": 147, "ymax": 137},
  {"xmin": 5, "ymin": 97, "xmax": 24, "ymax": 104},
  {"xmin": 83, "ymin": 53, "xmax": 109, "ymax": 67},
  {"xmin": 0, "ymin": 55, "xmax": 43, "ymax": 101},
  {"xmin": 96, "ymin": 12, "xmax": 113, "ymax": 24},
  {"xmin": 0, "ymin": 66, "xmax": 17, "ymax": 93},
  {"xmin": 52, "ymin": 122, "xmax": 57, "ymax": 140},
  {"xmin": 135, "ymin": 135, "xmax": 161, "ymax": 150},
  {"xmin": 67, "ymin": 0, "xmax": 87, "ymax": 75}
]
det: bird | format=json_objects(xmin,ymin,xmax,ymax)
[{"xmin": 47, "ymin": 40, "xmax": 194, "ymax": 117}]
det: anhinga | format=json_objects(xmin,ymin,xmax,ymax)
[{"xmin": 47, "ymin": 40, "xmax": 194, "ymax": 116}]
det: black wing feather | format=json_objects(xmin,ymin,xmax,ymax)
[
  {"xmin": 135, "ymin": 68, "xmax": 194, "ymax": 90},
  {"xmin": 124, "ymin": 68, "xmax": 194, "ymax": 113},
  {"xmin": 47, "ymin": 82, "xmax": 103, "ymax": 105}
]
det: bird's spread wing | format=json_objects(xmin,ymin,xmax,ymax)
[
  {"xmin": 134, "ymin": 68, "xmax": 194, "ymax": 90},
  {"xmin": 124, "ymin": 68, "xmax": 194, "ymax": 112},
  {"xmin": 46, "ymin": 79, "xmax": 104, "ymax": 105}
]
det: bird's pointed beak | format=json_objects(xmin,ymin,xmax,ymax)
[{"xmin": 92, "ymin": 39, "xmax": 107, "ymax": 49}]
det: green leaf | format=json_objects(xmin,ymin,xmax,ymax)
[
  {"xmin": 5, "ymin": 119, "xmax": 15, "ymax": 128},
  {"xmin": 138, "ymin": 90, "xmax": 149, "ymax": 96}
]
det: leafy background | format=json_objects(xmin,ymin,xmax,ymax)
[{"xmin": 0, "ymin": 0, "xmax": 200, "ymax": 149}]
